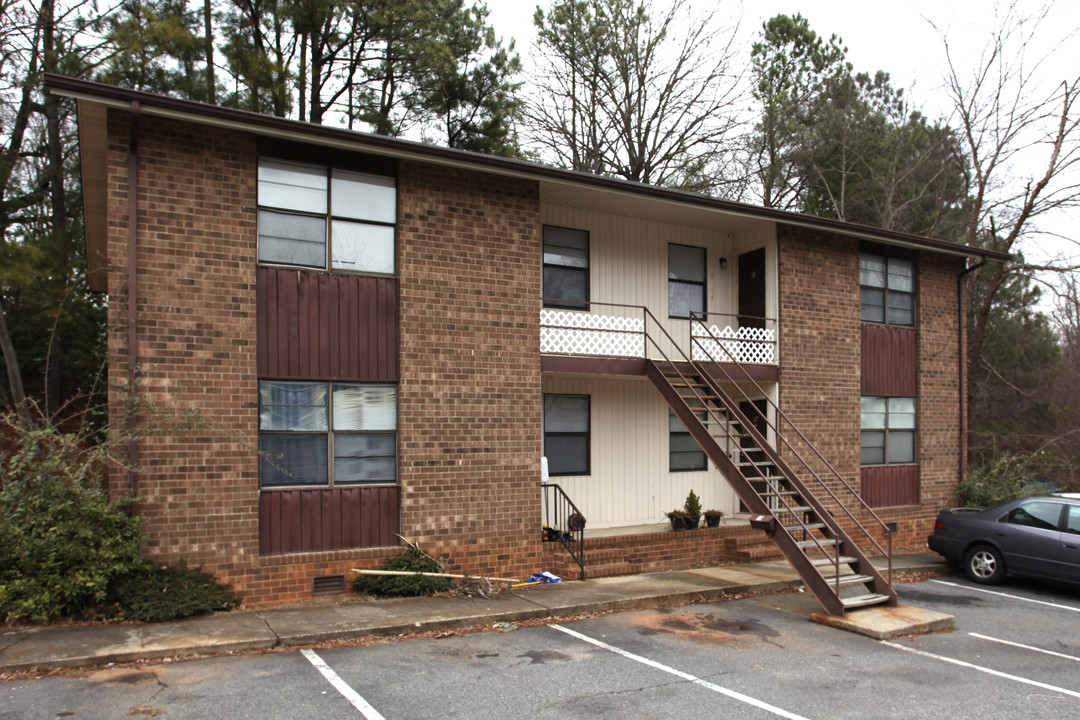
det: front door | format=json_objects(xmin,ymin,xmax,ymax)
[{"xmin": 738, "ymin": 248, "xmax": 766, "ymax": 330}]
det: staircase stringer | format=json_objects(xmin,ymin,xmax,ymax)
[
  {"xmin": 693, "ymin": 366, "xmax": 897, "ymax": 603},
  {"xmin": 645, "ymin": 361, "xmax": 895, "ymax": 615}
]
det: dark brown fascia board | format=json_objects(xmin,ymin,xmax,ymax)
[{"xmin": 46, "ymin": 73, "xmax": 1012, "ymax": 264}]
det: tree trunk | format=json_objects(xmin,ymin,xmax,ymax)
[{"xmin": 0, "ymin": 298, "xmax": 31, "ymax": 426}]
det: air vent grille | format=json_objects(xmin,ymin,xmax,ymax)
[{"xmin": 312, "ymin": 574, "xmax": 346, "ymax": 596}]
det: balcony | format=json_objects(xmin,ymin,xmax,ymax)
[{"xmin": 540, "ymin": 303, "xmax": 777, "ymax": 373}]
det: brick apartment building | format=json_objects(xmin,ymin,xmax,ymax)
[{"xmin": 49, "ymin": 75, "xmax": 1007, "ymax": 610}]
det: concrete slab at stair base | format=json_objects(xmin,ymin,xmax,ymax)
[{"xmin": 812, "ymin": 604, "xmax": 955, "ymax": 639}]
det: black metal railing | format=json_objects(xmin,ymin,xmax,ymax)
[{"xmin": 541, "ymin": 482, "xmax": 586, "ymax": 580}]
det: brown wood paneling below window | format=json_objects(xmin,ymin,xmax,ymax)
[
  {"xmin": 257, "ymin": 266, "xmax": 398, "ymax": 380},
  {"xmin": 861, "ymin": 324, "xmax": 916, "ymax": 396},
  {"xmin": 861, "ymin": 464, "xmax": 919, "ymax": 507},
  {"xmin": 259, "ymin": 485, "xmax": 400, "ymax": 555}
]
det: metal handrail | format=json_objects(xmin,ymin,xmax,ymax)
[
  {"xmin": 541, "ymin": 483, "xmax": 586, "ymax": 580},
  {"xmin": 688, "ymin": 311, "xmax": 895, "ymax": 569},
  {"xmin": 636, "ymin": 308, "xmax": 846, "ymax": 574}
]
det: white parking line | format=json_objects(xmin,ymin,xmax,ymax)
[
  {"xmin": 969, "ymin": 633, "xmax": 1080, "ymax": 662},
  {"xmin": 301, "ymin": 648, "xmax": 386, "ymax": 720},
  {"xmin": 930, "ymin": 579, "xmax": 1080, "ymax": 612},
  {"xmin": 550, "ymin": 624, "xmax": 809, "ymax": 720},
  {"xmin": 882, "ymin": 641, "xmax": 1080, "ymax": 699}
]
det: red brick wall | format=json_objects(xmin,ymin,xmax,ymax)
[
  {"xmin": 776, "ymin": 224, "xmax": 964, "ymax": 550},
  {"xmin": 397, "ymin": 161, "xmax": 544, "ymax": 580},
  {"xmin": 102, "ymin": 113, "xmax": 402, "ymax": 605}
]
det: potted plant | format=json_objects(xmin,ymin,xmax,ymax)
[
  {"xmin": 683, "ymin": 489, "xmax": 702, "ymax": 530},
  {"xmin": 703, "ymin": 509, "xmax": 725, "ymax": 528},
  {"xmin": 666, "ymin": 509, "xmax": 690, "ymax": 531}
]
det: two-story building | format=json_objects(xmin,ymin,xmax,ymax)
[{"xmin": 48, "ymin": 75, "xmax": 1007, "ymax": 612}]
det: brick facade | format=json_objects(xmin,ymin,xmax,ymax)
[
  {"xmin": 397, "ymin": 161, "xmax": 544, "ymax": 580},
  {"xmin": 95, "ymin": 102, "xmax": 966, "ymax": 607},
  {"xmin": 777, "ymin": 224, "xmax": 964, "ymax": 550}
]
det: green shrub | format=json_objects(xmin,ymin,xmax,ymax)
[
  {"xmin": 683, "ymin": 489, "xmax": 702, "ymax": 517},
  {"xmin": 351, "ymin": 546, "xmax": 453, "ymax": 597},
  {"xmin": 0, "ymin": 435, "xmax": 145, "ymax": 622},
  {"xmin": 953, "ymin": 452, "xmax": 1056, "ymax": 509},
  {"xmin": 101, "ymin": 565, "xmax": 237, "ymax": 622}
]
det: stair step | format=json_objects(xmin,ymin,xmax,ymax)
[
  {"xmin": 774, "ymin": 505, "xmax": 812, "ymax": 514},
  {"xmin": 796, "ymin": 538, "xmax": 836, "ymax": 550},
  {"xmin": 784, "ymin": 522, "xmax": 826, "ymax": 532},
  {"xmin": 840, "ymin": 593, "xmax": 892, "ymax": 610},
  {"xmin": 811, "ymin": 556, "xmax": 857, "ymax": 567},
  {"xmin": 825, "ymin": 573, "xmax": 875, "ymax": 587}
]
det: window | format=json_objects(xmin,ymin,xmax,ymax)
[
  {"xmin": 669, "ymin": 244, "xmax": 706, "ymax": 318},
  {"xmin": 670, "ymin": 410, "xmax": 707, "ymax": 471},
  {"xmin": 258, "ymin": 158, "xmax": 396, "ymax": 274},
  {"xmin": 860, "ymin": 396, "xmax": 915, "ymax": 465},
  {"xmin": 1066, "ymin": 505, "xmax": 1080, "ymax": 536},
  {"xmin": 1005, "ymin": 501, "xmax": 1063, "ymax": 531},
  {"xmin": 860, "ymin": 253, "xmax": 913, "ymax": 325},
  {"xmin": 543, "ymin": 226, "xmax": 589, "ymax": 309},
  {"xmin": 259, "ymin": 380, "xmax": 397, "ymax": 486},
  {"xmin": 544, "ymin": 394, "xmax": 590, "ymax": 475}
]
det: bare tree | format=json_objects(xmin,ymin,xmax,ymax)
[
  {"xmin": 935, "ymin": 3, "xmax": 1080, "ymax": 384},
  {"xmin": 526, "ymin": 0, "xmax": 743, "ymax": 193}
]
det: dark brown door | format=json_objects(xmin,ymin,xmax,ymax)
[{"xmin": 738, "ymin": 248, "xmax": 766, "ymax": 329}]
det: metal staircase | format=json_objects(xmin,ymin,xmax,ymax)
[{"xmin": 642, "ymin": 313, "xmax": 898, "ymax": 617}]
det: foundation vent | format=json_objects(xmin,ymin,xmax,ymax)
[{"xmin": 312, "ymin": 574, "xmax": 347, "ymax": 596}]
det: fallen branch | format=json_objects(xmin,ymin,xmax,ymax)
[{"xmin": 350, "ymin": 569, "xmax": 519, "ymax": 583}]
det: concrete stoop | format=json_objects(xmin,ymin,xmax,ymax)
[{"xmin": 812, "ymin": 604, "xmax": 955, "ymax": 640}]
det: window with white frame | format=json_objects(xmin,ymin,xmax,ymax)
[
  {"xmin": 670, "ymin": 410, "xmax": 707, "ymax": 471},
  {"xmin": 669, "ymin": 243, "xmax": 706, "ymax": 318},
  {"xmin": 860, "ymin": 396, "xmax": 915, "ymax": 465},
  {"xmin": 259, "ymin": 380, "xmax": 397, "ymax": 486},
  {"xmin": 544, "ymin": 394, "xmax": 590, "ymax": 475},
  {"xmin": 543, "ymin": 225, "xmax": 589, "ymax": 309},
  {"xmin": 860, "ymin": 253, "xmax": 914, "ymax": 325},
  {"xmin": 258, "ymin": 158, "xmax": 396, "ymax": 274}
]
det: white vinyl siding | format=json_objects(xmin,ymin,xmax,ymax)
[
  {"xmin": 542, "ymin": 375, "xmax": 738, "ymax": 527},
  {"xmin": 540, "ymin": 204, "xmax": 777, "ymax": 359}
]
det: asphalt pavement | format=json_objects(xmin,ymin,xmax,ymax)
[{"xmin": 0, "ymin": 554, "xmax": 950, "ymax": 674}]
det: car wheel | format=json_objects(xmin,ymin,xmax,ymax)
[{"xmin": 964, "ymin": 544, "xmax": 1005, "ymax": 584}]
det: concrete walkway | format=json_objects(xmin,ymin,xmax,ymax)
[{"xmin": 0, "ymin": 554, "xmax": 950, "ymax": 673}]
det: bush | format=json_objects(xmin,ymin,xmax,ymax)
[
  {"xmin": 953, "ymin": 452, "xmax": 1056, "ymax": 509},
  {"xmin": 351, "ymin": 545, "xmax": 453, "ymax": 597},
  {"xmin": 101, "ymin": 565, "xmax": 237, "ymax": 622},
  {"xmin": 0, "ymin": 438, "xmax": 145, "ymax": 622}
]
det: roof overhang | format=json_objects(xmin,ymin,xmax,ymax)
[{"xmin": 46, "ymin": 73, "xmax": 1012, "ymax": 293}]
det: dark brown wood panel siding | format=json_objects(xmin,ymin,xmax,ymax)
[
  {"xmin": 861, "ymin": 324, "xmax": 917, "ymax": 396},
  {"xmin": 259, "ymin": 486, "xmax": 400, "ymax": 555},
  {"xmin": 861, "ymin": 464, "xmax": 919, "ymax": 507},
  {"xmin": 257, "ymin": 266, "xmax": 398, "ymax": 380}
]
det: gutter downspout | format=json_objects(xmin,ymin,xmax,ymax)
[
  {"xmin": 957, "ymin": 257, "xmax": 986, "ymax": 485},
  {"xmin": 127, "ymin": 100, "xmax": 140, "ymax": 510}
]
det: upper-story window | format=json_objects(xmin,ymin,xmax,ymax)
[
  {"xmin": 258, "ymin": 158, "xmax": 396, "ymax": 274},
  {"xmin": 543, "ymin": 225, "xmax": 589, "ymax": 309},
  {"xmin": 669, "ymin": 243, "xmax": 706, "ymax": 318},
  {"xmin": 860, "ymin": 253, "xmax": 913, "ymax": 325}
]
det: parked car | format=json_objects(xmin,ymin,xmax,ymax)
[{"xmin": 928, "ymin": 496, "xmax": 1080, "ymax": 585}]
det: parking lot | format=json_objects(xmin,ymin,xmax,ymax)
[{"xmin": 3, "ymin": 570, "xmax": 1078, "ymax": 719}]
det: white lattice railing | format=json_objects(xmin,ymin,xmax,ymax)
[
  {"xmin": 540, "ymin": 309, "xmax": 645, "ymax": 358},
  {"xmin": 691, "ymin": 324, "xmax": 776, "ymax": 364},
  {"xmin": 540, "ymin": 309, "xmax": 777, "ymax": 365}
]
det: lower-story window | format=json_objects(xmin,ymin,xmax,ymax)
[
  {"xmin": 860, "ymin": 396, "xmax": 915, "ymax": 465},
  {"xmin": 259, "ymin": 380, "xmax": 397, "ymax": 486},
  {"xmin": 670, "ymin": 410, "xmax": 707, "ymax": 471},
  {"xmin": 544, "ymin": 394, "xmax": 590, "ymax": 476}
]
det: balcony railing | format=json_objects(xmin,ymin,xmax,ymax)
[{"xmin": 540, "ymin": 302, "xmax": 777, "ymax": 365}]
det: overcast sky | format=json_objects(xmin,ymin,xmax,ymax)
[{"xmin": 484, "ymin": 0, "xmax": 1079, "ymax": 273}]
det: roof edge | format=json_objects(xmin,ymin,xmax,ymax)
[{"xmin": 45, "ymin": 74, "xmax": 1012, "ymax": 264}]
